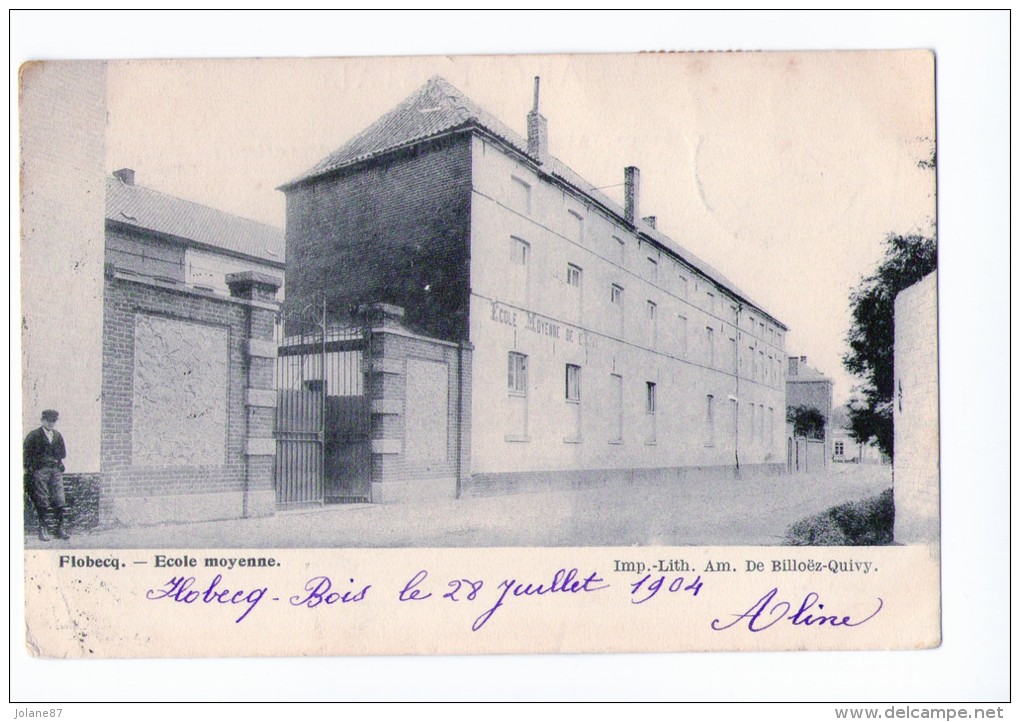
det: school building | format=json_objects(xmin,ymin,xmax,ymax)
[{"xmin": 280, "ymin": 76, "xmax": 790, "ymax": 502}]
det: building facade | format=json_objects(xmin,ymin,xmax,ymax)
[
  {"xmin": 280, "ymin": 76, "xmax": 789, "ymax": 500},
  {"xmin": 786, "ymin": 355, "xmax": 834, "ymax": 469},
  {"xmin": 893, "ymin": 271, "xmax": 939, "ymax": 544}
]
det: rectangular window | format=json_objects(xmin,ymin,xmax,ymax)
[
  {"xmin": 706, "ymin": 326, "xmax": 715, "ymax": 367},
  {"xmin": 758, "ymin": 404, "xmax": 765, "ymax": 444},
  {"xmin": 510, "ymin": 236, "xmax": 530, "ymax": 266},
  {"xmin": 647, "ymin": 256, "xmax": 658, "ymax": 282},
  {"xmin": 566, "ymin": 364, "xmax": 581, "ymax": 402},
  {"xmin": 759, "ymin": 350, "xmax": 765, "ymax": 382},
  {"xmin": 768, "ymin": 407, "xmax": 775, "ymax": 446},
  {"xmin": 706, "ymin": 394, "xmax": 715, "ymax": 447},
  {"xmin": 508, "ymin": 352, "xmax": 528, "ymax": 396},
  {"xmin": 645, "ymin": 382, "xmax": 656, "ymax": 414},
  {"xmin": 510, "ymin": 176, "xmax": 531, "ymax": 215},
  {"xmin": 614, "ymin": 236, "xmax": 625, "ymax": 265},
  {"xmin": 647, "ymin": 301, "xmax": 657, "ymax": 346},
  {"xmin": 678, "ymin": 315, "xmax": 688, "ymax": 357},
  {"xmin": 611, "ymin": 373, "xmax": 623, "ymax": 442},
  {"xmin": 611, "ymin": 284, "xmax": 624, "ymax": 305},
  {"xmin": 567, "ymin": 263, "xmax": 582, "ymax": 287},
  {"xmin": 678, "ymin": 273, "xmax": 688, "ymax": 299},
  {"xmin": 835, "ymin": 441, "xmax": 844, "ymax": 456},
  {"xmin": 730, "ymin": 305, "xmax": 739, "ymax": 325},
  {"xmin": 729, "ymin": 336, "xmax": 738, "ymax": 374},
  {"xmin": 706, "ymin": 291, "xmax": 716, "ymax": 316},
  {"xmin": 568, "ymin": 210, "xmax": 584, "ymax": 243}
]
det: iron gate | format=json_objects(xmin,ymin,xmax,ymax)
[{"xmin": 274, "ymin": 303, "xmax": 371, "ymax": 506}]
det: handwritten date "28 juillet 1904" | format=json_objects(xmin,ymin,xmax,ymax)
[{"xmin": 55, "ymin": 554, "xmax": 884, "ymax": 632}]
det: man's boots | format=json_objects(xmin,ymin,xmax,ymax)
[
  {"xmin": 54, "ymin": 508, "xmax": 70, "ymax": 540},
  {"xmin": 37, "ymin": 510, "xmax": 51, "ymax": 542}
]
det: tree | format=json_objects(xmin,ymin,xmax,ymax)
[
  {"xmin": 786, "ymin": 405, "xmax": 826, "ymax": 440},
  {"xmin": 843, "ymin": 233, "xmax": 937, "ymax": 459}
]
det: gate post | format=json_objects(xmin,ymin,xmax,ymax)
[{"xmin": 227, "ymin": 271, "xmax": 282, "ymax": 518}]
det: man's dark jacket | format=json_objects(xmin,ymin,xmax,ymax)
[{"xmin": 23, "ymin": 427, "xmax": 66, "ymax": 473}]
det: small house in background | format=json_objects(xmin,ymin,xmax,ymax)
[
  {"xmin": 105, "ymin": 168, "xmax": 285, "ymax": 296},
  {"xmin": 830, "ymin": 404, "xmax": 888, "ymax": 464},
  {"xmin": 786, "ymin": 355, "xmax": 833, "ymax": 471}
]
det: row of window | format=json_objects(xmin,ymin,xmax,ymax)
[
  {"xmin": 507, "ymin": 352, "xmax": 777, "ymax": 447},
  {"xmin": 505, "ymin": 175, "xmax": 785, "ymax": 350}
]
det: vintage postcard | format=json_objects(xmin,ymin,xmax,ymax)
[{"xmin": 18, "ymin": 51, "xmax": 939, "ymax": 658}]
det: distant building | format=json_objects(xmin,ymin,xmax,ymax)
[
  {"xmin": 279, "ymin": 75, "xmax": 789, "ymax": 502},
  {"xmin": 830, "ymin": 405, "xmax": 887, "ymax": 464},
  {"xmin": 105, "ymin": 168, "xmax": 285, "ymax": 296},
  {"xmin": 786, "ymin": 355, "xmax": 834, "ymax": 470}
]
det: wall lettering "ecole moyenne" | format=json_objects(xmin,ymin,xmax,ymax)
[{"xmin": 490, "ymin": 301, "xmax": 598, "ymax": 348}]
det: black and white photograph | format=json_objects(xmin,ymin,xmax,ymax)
[
  {"xmin": 10, "ymin": 9, "xmax": 1008, "ymax": 705},
  {"xmin": 22, "ymin": 53, "xmax": 937, "ymax": 550}
]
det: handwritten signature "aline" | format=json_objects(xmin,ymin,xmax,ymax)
[{"xmin": 711, "ymin": 587, "xmax": 884, "ymax": 632}]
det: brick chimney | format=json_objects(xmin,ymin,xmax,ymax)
[
  {"xmin": 624, "ymin": 166, "xmax": 640, "ymax": 224},
  {"xmin": 113, "ymin": 168, "xmax": 135, "ymax": 186},
  {"xmin": 788, "ymin": 356, "xmax": 807, "ymax": 376},
  {"xmin": 527, "ymin": 76, "xmax": 548, "ymax": 163}
]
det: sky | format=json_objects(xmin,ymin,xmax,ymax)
[{"xmin": 105, "ymin": 52, "xmax": 935, "ymax": 406}]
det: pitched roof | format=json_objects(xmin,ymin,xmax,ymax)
[
  {"xmin": 788, "ymin": 363, "xmax": 833, "ymax": 383},
  {"xmin": 283, "ymin": 76, "xmax": 780, "ymax": 325},
  {"xmin": 106, "ymin": 175, "xmax": 285, "ymax": 264}
]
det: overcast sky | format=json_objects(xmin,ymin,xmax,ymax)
[{"xmin": 106, "ymin": 52, "xmax": 935, "ymax": 405}]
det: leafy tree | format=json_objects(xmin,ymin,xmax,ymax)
[
  {"xmin": 786, "ymin": 405, "xmax": 827, "ymax": 440},
  {"xmin": 843, "ymin": 233, "xmax": 937, "ymax": 458}
]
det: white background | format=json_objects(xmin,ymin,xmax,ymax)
[{"xmin": 7, "ymin": 9, "xmax": 1011, "ymax": 708}]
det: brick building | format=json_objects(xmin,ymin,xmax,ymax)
[
  {"xmin": 99, "ymin": 172, "xmax": 284, "ymax": 525},
  {"xmin": 280, "ymin": 76, "xmax": 789, "ymax": 501},
  {"xmin": 785, "ymin": 355, "xmax": 834, "ymax": 469}
]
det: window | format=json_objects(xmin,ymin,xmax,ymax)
[
  {"xmin": 678, "ymin": 273, "xmax": 688, "ymax": 299},
  {"xmin": 568, "ymin": 210, "xmax": 584, "ymax": 243},
  {"xmin": 645, "ymin": 381, "xmax": 657, "ymax": 444},
  {"xmin": 510, "ymin": 237, "xmax": 530, "ymax": 266},
  {"xmin": 835, "ymin": 441, "xmax": 845, "ymax": 456},
  {"xmin": 567, "ymin": 263, "xmax": 582, "ymax": 288},
  {"xmin": 730, "ymin": 305, "xmax": 739, "ymax": 325},
  {"xmin": 706, "ymin": 326, "xmax": 715, "ymax": 367},
  {"xmin": 647, "ymin": 301, "xmax": 657, "ymax": 346},
  {"xmin": 729, "ymin": 336, "xmax": 738, "ymax": 373},
  {"xmin": 614, "ymin": 236, "xmax": 625, "ymax": 264},
  {"xmin": 610, "ymin": 374, "xmax": 623, "ymax": 442},
  {"xmin": 759, "ymin": 350, "xmax": 765, "ymax": 382},
  {"xmin": 645, "ymin": 382, "xmax": 657, "ymax": 414},
  {"xmin": 678, "ymin": 315, "xmax": 688, "ymax": 357},
  {"xmin": 706, "ymin": 395, "xmax": 715, "ymax": 446},
  {"xmin": 508, "ymin": 352, "xmax": 528, "ymax": 396},
  {"xmin": 647, "ymin": 256, "xmax": 658, "ymax": 282},
  {"xmin": 566, "ymin": 364, "xmax": 581, "ymax": 402},
  {"xmin": 510, "ymin": 176, "xmax": 531, "ymax": 215},
  {"xmin": 758, "ymin": 404, "xmax": 765, "ymax": 443},
  {"xmin": 768, "ymin": 407, "xmax": 775, "ymax": 446},
  {"xmin": 611, "ymin": 284, "xmax": 624, "ymax": 305},
  {"xmin": 706, "ymin": 291, "xmax": 716, "ymax": 316}
]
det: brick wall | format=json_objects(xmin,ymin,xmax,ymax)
[
  {"xmin": 283, "ymin": 134, "xmax": 473, "ymax": 342},
  {"xmin": 363, "ymin": 306, "xmax": 472, "ymax": 503},
  {"xmin": 100, "ymin": 268, "xmax": 280, "ymax": 525}
]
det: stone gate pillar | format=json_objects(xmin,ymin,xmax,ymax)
[{"xmin": 227, "ymin": 271, "xmax": 282, "ymax": 518}]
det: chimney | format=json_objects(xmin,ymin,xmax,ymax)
[
  {"xmin": 624, "ymin": 166, "xmax": 641, "ymax": 224},
  {"xmin": 527, "ymin": 76, "xmax": 548, "ymax": 163},
  {"xmin": 642, "ymin": 215, "xmax": 657, "ymax": 229},
  {"xmin": 113, "ymin": 168, "xmax": 135, "ymax": 186},
  {"xmin": 788, "ymin": 356, "xmax": 803, "ymax": 376}
]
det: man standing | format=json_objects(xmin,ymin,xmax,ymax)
[{"xmin": 24, "ymin": 409, "xmax": 69, "ymax": 541}]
